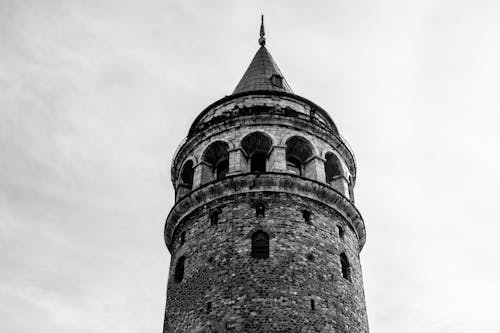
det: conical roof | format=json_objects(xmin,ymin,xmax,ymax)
[{"xmin": 233, "ymin": 45, "xmax": 293, "ymax": 94}]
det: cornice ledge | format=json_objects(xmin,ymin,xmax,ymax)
[
  {"xmin": 187, "ymin": 90, "xmax": 338, "ymax": 138},
  {"xmin": 164, "ymin": 172, "xmax": 366, "ymax": 252}
]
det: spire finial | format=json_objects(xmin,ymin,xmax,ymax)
[{"xmin": 258, "ymin": 15, "xmax": 266, "ymax": 46}]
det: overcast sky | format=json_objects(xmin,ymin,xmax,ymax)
[{"xmin": 1, "ymin": 1, "xmax": 500, "ymax": 332}]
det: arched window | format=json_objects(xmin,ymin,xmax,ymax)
[
  {"xmin": 251, "ymin": 152, "xmax": 267, "ymax": 172},
  {"xmin": 251, "ymin": 231, "xmax": 269, "ymax": 259},
  {"xmin": 201, "ymin": 141, "xmax": 229, "ymax": 183},
  {"xmin": 255, "ymin": 202, "xmax": 265, "ymax": 217},
  {"xmin": 324, "ymin": 152, "xmax": 343, "ymax": 183},
  {"xmin": 177, "ymin": 160, "xmax": 195, "ymax": 198},
  {"xmin": 340, "ymin": 253, "xmax": 351, "ymax": 281},
  {"xmin": 174, "ymin": 256, "xmax": 185, "ymax": 282},
  {"xmin": 285, "ymin": 136, "xmax": 314, "ymax": 177},
  {"xmin": 241, "ymin": 132, "xmax": 272, "ymax": 173},
  {"xmin": 180, "ymin": 160, "xmax": 194, "ymax": 189},
  {"xmin": 286, "ymin": 156, "xmax": 302, "ymax": 175}
]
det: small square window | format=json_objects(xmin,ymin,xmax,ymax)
[
  {"xmin": 255, "ymin": 202, "xmax": 265, "ymax": 217},
  {"xmin": 270, "ymin": 74, "xmax": 283, "ymax": 88}
]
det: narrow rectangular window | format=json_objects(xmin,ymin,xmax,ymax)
[
  {"xmin": 340, "ymin": 253, "xmax": 351, "ymax": 281},
  {"xmin": 302, "ymin": 210, "xmax": 311, "ymax": 224},
  {"xmin": 174, "ymin": 256, "xmax": 185, "ymax": 283},
  {"xmin": 210, "ymin": 210, "xmax": 219, "ymax": 226}
]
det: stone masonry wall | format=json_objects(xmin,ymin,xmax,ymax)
[{"xmin": 164, "ymin": 191, "xmax": 368, "ymax": 332}]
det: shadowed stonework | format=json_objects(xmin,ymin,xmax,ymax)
[{"xmin": 163, "ymin": 20, "xmax": 369, "ymax": 332}]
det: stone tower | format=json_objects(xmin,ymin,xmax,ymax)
[{"xmin": 163, "ymin": 19, "xmax": 368, "ymax": 332}]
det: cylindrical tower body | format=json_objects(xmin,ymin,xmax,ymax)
[{"xmin": 164, "ymin": 36, "xmax": 368, "ymax": 332}]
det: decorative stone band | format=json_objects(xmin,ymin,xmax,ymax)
[
  {"xmin": 164, "ymin": 172, "xmax": 366, "ymax": 252},
  {"xmin": 187, "ymin": 91, "xmax": 338, "ymax": 138}
]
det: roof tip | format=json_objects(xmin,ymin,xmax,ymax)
[
  {"xmin": 232, "ymin": 46, "xmax": 293, "ymax": 94},
  {"xmin": 258, "ymin": 15, "xmax": 266, "ymax": 46},
  {"xmin": 232, "ymin": 17, "xmax": 293, "ymax": 95}
]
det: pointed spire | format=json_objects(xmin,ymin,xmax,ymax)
[
  {"xmin": 259, "ymin": 15, "xmax": 266, "ymax": 46},
  {"xmin": 232, "ymin": 17, "xmax": 293, "ymax": 95}
]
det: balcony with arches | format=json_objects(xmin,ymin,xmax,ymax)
[{"xmin": 175, "ymin": 131, "xmax": 354, "ymax": 202}]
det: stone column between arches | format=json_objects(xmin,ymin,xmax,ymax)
[
  {"xmin": 304, "ymin": 155, "xmax": 326, "ymax": 181},
  {"xmin": 228, "ymin": 148, "xmax": 247, "ymax": 175},
  {"xmin": 268, "ymin": 145, "xmax": 286, "ymax": 172}
]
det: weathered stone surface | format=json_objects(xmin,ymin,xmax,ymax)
[{"xmin": 165, "ymin": 193, "xmax": 368, "ymax": 332}]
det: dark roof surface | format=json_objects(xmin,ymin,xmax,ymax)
[{"xmin": 233, "ymin": 46, "xmax": 293, "ymax": 94}]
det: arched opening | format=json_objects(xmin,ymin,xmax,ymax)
[
  {"xmin": 340, "ymin": 253, "xmax": 351, "ymax": 281},
  {"xmin": 201, "ymin": 141, "xmax": 229, "ymax": 183},
  {"xmin": 176, "ymin": 160, "xmax": 195, "ymax": 199},
  {"xmin": 241, "ymin": 132, "xmax": 272, "ymax": 173},
  {"xmin": 251, "ymin": 231, "xmax": 269, "ymax": 259},
  {"xmin": 174, "ymin": 256, "xmax": 186, "ymax": 283},
  {"xmin": 324, "ymin": 152, "xmax": 350, "ymax": 198},
  {"xmin": 286, "ymin": 156, "xmax": 302, "ymax": 175},
  {"xmin": 324, "ymin": 152, "xmax": 343, "ymax": 183},
  {"xmin": 216, "ymin": 160, "xmax": 229, "ymax": 179},
  {"xmin": 180, "ymin": 160, "xmax": 194, "ymax": 189},
  {"xmin": 285, "ymin": 136, "xmax": 314, "ymax": 177},
  {"xmin": 250, "ymin": 152, "xmax": 267, "ymax": 172}
]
